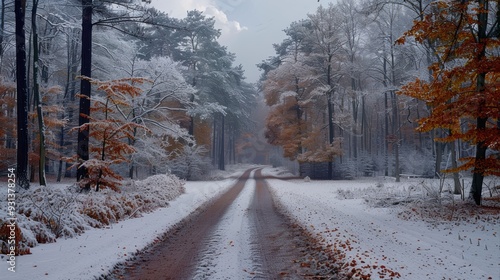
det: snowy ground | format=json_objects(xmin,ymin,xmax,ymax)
[
  {"xmin": 1, "ymin": 177, "xmax": 237, "ymax": 280},
  {"xmin": 2, "ymin": 165, "xmax": 499, "ymax": 280},
  {"xmin": 264, "ymin": 168, "xmax": 499, "ymax": 280}
]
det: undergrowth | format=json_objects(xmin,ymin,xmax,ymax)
[{"xmin": 0, "ymin": 173, "xmax": 184, "ymax": 256}]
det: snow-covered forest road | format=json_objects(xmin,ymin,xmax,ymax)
[
  {"xmin": 4, "ymin": 166, "xmax": 497, "ymax": 280},
  {"xmin": 110, "ymin": 168, "xmax": 316, "ymax": 279}
]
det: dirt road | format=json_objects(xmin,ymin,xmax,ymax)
[{"xmin": 109, "ymin": 169, "xmax": 324, "ymax": 279}]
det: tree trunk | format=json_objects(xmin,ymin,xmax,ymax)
[
  {"xmin": 327, "ymin": 90, "xmax": 334, "ymax": 180},
  {"xmin": 212, "ymin": 118, "xmax": 217, "ymax": 165},
  {"xmin": 470, "ymin": 0, "xmax": 489, "ymax": 205},
  {"xmin": 327, "ymin": 58, "xmax": 334, "ymax": 180},
  {"xmin": 435, "ymin": 138, "xmax": 443, "ymax": 178},
  {"xmin": 218, "ymin": 113, "xmax": 225, "ymax": 170},
  {"xmin": 449, "ymin": 137, "xmax": 461, "ymax": 194},
  {"xmin": 32, "ymin": 0, "xmax": 47, "ymax": 186},
  {"xmin": 77, "ymin": 0, "xmax": 92, "ymax": 190},
  {"xmin": 56, "ymin": 114, "xmax": 64, "ymax": 182},
  {"xmin": 0, "ymin": 0, "xmax": 5, "ymax": 58},
  {"xmin": 58, "ymin": 30, "xmax": 79, "ymax": 181},
  {"xmin": 384, "ymin": 94, "xmax": 389, "ymax": 177},
  {"xmin": 15, "ymin": 0, "xmax": 30, "ymax": 189},
  {"xmin": 470, "ymin": 117, "xmax": 487, "ymax": 205},
  {"xmin": 391, "ymin": 91, "xmax": 400, "ymax": 182}
]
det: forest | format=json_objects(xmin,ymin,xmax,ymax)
[
  {"xmin": 259, "ymin": 0, "xmax": 499, "ymax": 205},
  {"xmin": 2, "ymin": 0, "xmax": 258, "ymax": 190},
  {"xmin": 1, "ymin": 0, "xmax": 499, "ymax": 207},
  {"xmin": 0, "ymin": 1, "xmax": 498, "ymax": 278}
]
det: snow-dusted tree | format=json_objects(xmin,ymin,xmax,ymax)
[
  {"xmin": 73, "ymin": 77, "xmax": 149, "ymax": 191},
  {"xmin": 76, "ymin": 0, "xmax": 172, "ymax": 189},
  {"xmin": 174, "ymin": 10, "xmax": 222, "ymax": 137},
  {"xmin": 338, "ymin": 0, "xmax": 368, "ymax": 160},
  {"xmin": 168, "ymin": 144, "xmax": 211, "ymax": 180},
  {"xmin": 172, "ymin": 10, "xmax": 258, "ymax": 171},
  {"xmin": 123, "ymin": 56, "xmax": 195, "ymax": 177},
  {"xmin": 264, "ymin": 51, "xmax": 335, "ymax": 161},
  {"xmin": 397, "ymin": 0, "xmax": 500, "ymax": 205},
  {"xmin": 307, "ymin": 3, "xmax": 345, "ymax": 178}
]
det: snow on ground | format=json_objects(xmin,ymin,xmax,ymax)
[
  {"xmin": 2, "ymin": 165, "xmax": 498, "ymax": 280},
  {"xmin": 264, "ymin": 167, "xmax": 499, "ymax": 280},
  {"xmin": 192, "ymin": 170, "xmax": 258, "ymax": 279},
  {"xmin": 1, "ymin": 178, "xmax": 236, "ymax": 280}
]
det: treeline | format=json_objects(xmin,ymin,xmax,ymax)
[
  {"xmin": 259, "ymin": 0, "xmax": 499, "ymax": 204},
  {"xmin": 1, "ymin": 0, "xmax": 257, "ymax": 189}
]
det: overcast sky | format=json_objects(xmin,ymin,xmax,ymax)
[{"xmin": 150, "ymin": 0, "xmax": 322, "ymax": 83}]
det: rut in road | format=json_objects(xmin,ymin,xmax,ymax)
[{"xmin": 109, "ymin": 168, "xmax": 327, "ymax": 279}]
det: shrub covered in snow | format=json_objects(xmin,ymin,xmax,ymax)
[
  {"xmin": 0, "ymin": 172, "xmax": 184, "ymax": 255},
  {"xmin": 168, "ymin": 145, "xmax": 213, "ymax": 180}
]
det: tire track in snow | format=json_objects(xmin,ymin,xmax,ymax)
[
  {"xmin": 111, "ymin": 168, "xmax": 257, "ymax": 280},
  {"xmin": 191, "ymin": 172, "xmax": 261, "ymax": 279},
  {"xmin": 109, "ymin": 168, "xmax": 316, "ymax": 279}
]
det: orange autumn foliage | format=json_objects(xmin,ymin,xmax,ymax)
[
  {"xmin": 0, "ymin": 81, "xmax": 16, "ymax": 170},
  {"xmin": 71, "ymin": 78, "xmax": 151, "ymax": 191},
  {"xmin": 397, "ymin": 1, "xmax": 500, "ymax": 176},
  {"xmin": 263, "ymin": 65, "xmax": 342, "ymax": 162}
]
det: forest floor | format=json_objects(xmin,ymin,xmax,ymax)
[{"xmin": 2, "ymin": 165, "xmax": 499, "ymax": 280}]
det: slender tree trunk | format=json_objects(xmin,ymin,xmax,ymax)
[
  {"xmin": 56, "ymin": 113, "xmax": 64, "ymax": 182},
  {"xmin": 449, "ymin": 137, "xmax": 461, "ymax": 194},
  {"xmin": 32, "ymin": 0, "xmax": 46, "ymax": 186},
  {"xmin": 212, "ymin": 118, "xmax": 216, "ymax": 165},
  {"xmin": 470, "ymin": 0, "xmax": 489, "ymax": 205},
  {"xmin": 15, "ymin": 0, "xmax": 30, "ymax": 189},
  {"xmin": 392, "ymin": 91, "xmax": 400, "ymax": 182},
  {"xmin": 435, "ymin": 133, "xmax": 443, "ymax": 178},
  {"xmin": 327, "ymin": 57, "xmax": 334, "ymax": 180},
  {"xmin": 59, "ymin": 30, "xmax": 79, "ymax": 181},
  {"xmin": 218, "ymin": 113, "xmax": 225, "ymax": 170},
  {"xmin": 77, "ymin": 0, "xmax": 92, "ymax": 190},
  {"xmin": 327, "ymin": 92, "xmax": 334, "ymax": 180},
  {"xmin": 0, "ymin": 0, "xmax": 5, "ymax": 58}
]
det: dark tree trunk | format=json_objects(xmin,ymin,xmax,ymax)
[
  {"xmin": 0, "ymin": 0, "xmax": 5, "ymax": 58},
  {"xmin": 449, "ymin": 137, "xmax": 461, "ymax": 195},
  {"xmin": 77, "ymin": 0, "xmax": 92, "ymax": 190},
  {"xmin": 212, "ymin": 118, "xmax": 217, "ymax": 165},
  {"xmin": 471, "ymin": 117, "xmax": 487, "ymax": 205},
  {"xmin": 327, "ymin": 55, "xmax": 334, "ymax": 180},
  {"xmin": 218, "ymin": 114, "xmax": 225, "ymax": 170},
  {"xmin": 15, "ymin": 0, "xmax": 30, "ymax": 189},
  {"xmin": 56, "ymin": 115, "xmax": 64, "ymax": 182},
  {"xmin": 327, "ymin": 92, "xmax": 334, "ymax": 180},
  {"xmin": 470, "ymin": 0, "xmax": 489, "ymax": 205}
]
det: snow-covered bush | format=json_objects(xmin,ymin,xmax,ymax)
[
  {"xmin": 17, "ymin": 186, "xmax": 87, "ymax": 241},
  {"xmin": 357, "ymin": 153, "xmax": 375, "ymax": 176},
  {"xmin": 399, "ymin": 147, "xmax": 434, "ymax": 177},
  {"xmin": 0, "ymin": 172, "xmax": 185, "ymax": 254},
  {"xmin": 168, "ymin": 145, "xmax": 213, "ymax": 180},
  {"xmin": 340, "ymin": 160, "xmax": 356, "ymax": 180},
  {"xmin": 80, "ymin": 173, "xmax": 185, "ymax": 227}
]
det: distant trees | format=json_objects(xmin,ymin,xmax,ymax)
[
  {"xmin": 260, "ymin": 0, "xmax": 498, "ymax": 191},
  {"xmin": 260, "ymin": 3, "xmax": 382, "ymax": 177}
]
